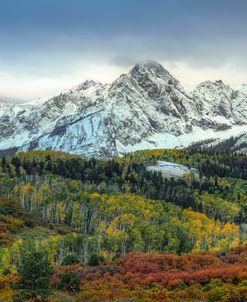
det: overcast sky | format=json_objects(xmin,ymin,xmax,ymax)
[{"xmin": 1, "ymin": 0, "xmax": 247, "ymax": 102}]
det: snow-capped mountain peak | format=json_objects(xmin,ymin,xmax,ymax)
[
  {"xmin": 131, "ymin": 61, "xmax": 172, "ymax": 78},
  {"xmin": 1, "ymin": 61, "xmax": 247, "ymax": 158},
  {"xmin": 67, "ymin": 79, "xmax": 103, "ymax": 93}
]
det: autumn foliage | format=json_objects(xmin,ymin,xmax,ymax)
[
  {"xmin": 49, "ymin": 246, "xmax": 247, "ymax": 302},
  {"xmin": 0, "ymin": 149, "xmax": 247, "ymax": 301}
]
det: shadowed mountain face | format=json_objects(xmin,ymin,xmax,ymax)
[{"xmin": 1, "ymin": 61, "xmax": 247, "ymax": 158}]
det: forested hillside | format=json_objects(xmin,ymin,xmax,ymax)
[{"xmin": 0, "ymin": 149, "xmax": 246, "ymax": 301}]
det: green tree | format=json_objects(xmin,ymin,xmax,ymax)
[
  {"xmin": 88, "ymin": 254, "xmax": 105, "ymax": 266},
  {"xmin": 13, "ymin": 250, "xmax": 53, "ymax": 302},
  {"xmin": 57, "ymin": 272, "xmax": 80, "ymax": 292},
  {"xmin": 61, "ymin": 255, "xmax": 80, "ymax": 266}
]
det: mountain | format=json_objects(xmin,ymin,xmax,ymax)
[{"xmin": 1, "ymin": 61, "xmax": 247, "ymax": 158}]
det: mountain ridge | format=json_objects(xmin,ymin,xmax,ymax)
[{"xmin": 1, "ymin": 61, "xmax": 247, "ymax": 158}]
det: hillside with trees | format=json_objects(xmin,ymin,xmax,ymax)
[{"xmin": 0, "ymin": 149, "xmax": 246, "ymax": 301}]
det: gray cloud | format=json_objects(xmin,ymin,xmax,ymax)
[{"xmin": 1, "ymin": 0, "xmax": 247, "ymax": 102}]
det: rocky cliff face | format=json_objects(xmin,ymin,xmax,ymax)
[{"xmin": 1, "ymin": 61, "xmax": 247, "ymax": 157}]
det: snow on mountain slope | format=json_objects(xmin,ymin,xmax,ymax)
[
  {"xmin": 0, "ymin": 100, "xmax": 8, "ymax": 108},
  {"xmin": 193, "ymin": 80, "xmax": 233, "ymax": 123},
  {"xmin": 147, "ymin": 160, "xmax": 191, "ymax": 177},
  {"xmin": 1, "ymin": 61, "xmax": 247, "ymax": 158},
  {"xmin": 21, "ymin": 106, "xmax": 117, "ymax": 158},
  {"xmin": 189, "ymin": 126, "xmax": 247, "ymax": 154},
  {"xmin": 237, "ymin": 84, "xmax": 247, "ymax": 95},
  {"xmin": 0, "ymin": 80, "xmax": 107, "ymax": 150},
  {"xmin": 20, "ymin": 62, "xmax": 201, "ymax": 156},
  {"xmin": 193, "ymin": 81, "xmax": 247, "ymax": 127}
]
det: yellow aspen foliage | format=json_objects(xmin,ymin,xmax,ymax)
[
  {"xmin": 22, "ymin": 183, "xmax": 33, "ymax": 194},
  {"xmin": 0, "ymin": 275, "xmax": 13, "ymax": 302},
  {"xmin": 57, "ymin": 202, "xmax": 66, "ymax": 223}
]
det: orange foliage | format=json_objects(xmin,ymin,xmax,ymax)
[{"xmin": 49, "ymin": 246, "xmax": 247, "ymax": 302}]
